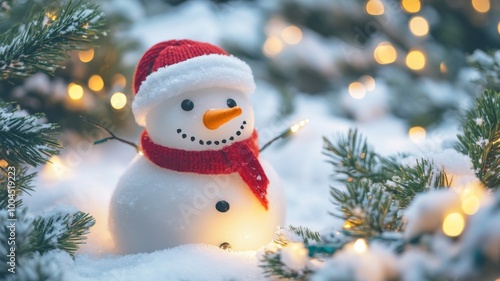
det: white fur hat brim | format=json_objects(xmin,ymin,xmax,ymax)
[{"xmin": 132, "ymin": 54, "xmax": 255, "ymax": 127}]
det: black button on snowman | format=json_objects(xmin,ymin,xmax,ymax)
[{"xmin": 109, "ymin": 40, "xmax": 286, "ymax": 254}]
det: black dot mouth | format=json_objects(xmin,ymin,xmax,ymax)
[{"xmin": 176, "ymin": 120, "xmax": 247, "ymax": 146}]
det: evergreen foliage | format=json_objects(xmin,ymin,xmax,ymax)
[
  {"xmin": 0, "ymin": 0, "xmax": 106, "ymax": 79},
  {"xmin": 261, "ymin": 88, "xmax": 499, "ymax": 280},
  {"xmin": 457, "ymin": 89, "xmax": 500, "ymax": 189}
]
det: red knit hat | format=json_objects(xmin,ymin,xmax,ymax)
[{"xmin": 132, "ymin": 39, "xmax": 255, "ymax": 126}]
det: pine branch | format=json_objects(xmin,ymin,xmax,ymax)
[
  {"xmin": 330, "ymin": 179, "xmax": 403, "ymax": 237},
  {"xmin": 457, "ymin": 89, "xmax": 500, "ymax": 189},
  {"xmin": 384, "ymin": 158, "xmax": 452, "ymax": 209},
  {"xmin": 467, "ymin": 50, "xmax": 500, "ymax": 91},
  {"xmin": 274, "ymin": 225, "xmax": 321, "ymax": 247},
  {"xmin": 0, "ymin": 102, "xmax": 61, "ymax": 167},
  {"xmin": 28, "ymin": 211, "xmax": 95, "ymax": 256},
  {"xmin": 0, "ymin": 0, "xmax": 106, "ymax": 80},
  {"xmin": 0, "ymin": 166, "xmax": 35, "ymax": 209},
  {"xmin": 323, "ymin": 129, "xmax": 394, "ymax": 184},
  {"xmin": 260, "ymin": 252, "xmax": 311, "ymax": 281}
]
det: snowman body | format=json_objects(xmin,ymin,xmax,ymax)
[
  {"xmin": 109, "ymin": 84, "xmax": 286, "ymax": 254},
  {"xmin": 110, "ymin": 154, "xmax": 285, "ymax": 254}
]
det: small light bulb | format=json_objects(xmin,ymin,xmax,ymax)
[
  {"xmin": 67, "ymin": 83, "xmax": 84, "ymax": 100},
  {"xmin": 442, "ymin": 212, "xmax": 465, "ymax": 237},
  {"xmin": 353, "ymin": 239, "xmax": 368, "ymax": 253},
  {"xmin": 281, "ymin": 25, "xmax": 303, "ymax": 45},
  {"xmin": 290, "ymin": 119, "xmax": 309, "ymax": 133},
  {"xmin": 110, "ymin": 92, "xmax": 127, "ymax": 110},
  {"xmin": 263, "ymin": 36, "xmax": 283, "ymax": 57},
  {"xmin": 349, "ymin": 82, "xmax": 367, "ymax": 99},
  {"xmin": 78, "ymin": 49, "xmax": 94, "ymax": 63},
  {"xmin": 409, "ymin": 126, "xmax": 426, "ymax": 143},
  {"xmin": 374, "ymin": 42, "xmax": 397, "ymax": 65}
]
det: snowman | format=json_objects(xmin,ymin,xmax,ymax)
[{"xmin": 109, "ymin": 40, "xmax": 286, "ymax": 254}]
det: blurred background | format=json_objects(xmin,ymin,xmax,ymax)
[
  {"xmin": 2, "ymin": 0, "xmax": 499, "ymax": 253},
  {"xmin": 1, "ymin": 0, "xmax": 499, "ymax": 132}
]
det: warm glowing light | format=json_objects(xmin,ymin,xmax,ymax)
[
  {"xmin": 440, "ymin": 62, "xmax": 448, "ymax": 74},
  {"xmin": 497, "ymin": 21, "xmax": 500, "ymax": 34},
  {"xmin": 374, "ymin": 42, "xmax": 397, "ymax": 65},
  {"xmin": 360, "ymin": 75, "xmax": 376, "ymax": 91},
  {"xmin": 45, "ymin": 11, "xmax": 57, "ymax": 21},
  {"xmin": 406, "ymin": 50, "xmax": 426, "ymax": 70},
  {"xmin": 290, "ymin": 119, "xmax": 309, "ymax": 133},
  {"xmin": 263, "ymin": 36, "xmax": 283, "ymax": 57},
  {"xmin": 0, "ymin": 159, "xmax": 7, "ymax": 168},
  {"xmin": 138, "ymin": 150, "xmax": 144, "ymax": 156},
  {"xmin": 79, "ymin": 49, "xmax": 94, "ymax": 63},
  {"xmin": 409, "ymin": 126, "xmax": 426, "ymax": 143},
  {"xmin": 349, "ymin": 82, "xmax": 367, "ymax": 99},
  {"xmin": 281, "ymin": 25, "xmax": 303, "ymax": 45},
  {"xmin": 88, "ymin": 75, "xmax": 104, "ymax": 92},
  {"xmin": 472, "ymin": 0, "xmax": 490, "ymax": 13},
  {"xmin": 409, "ymin": 16, "xmax": 429, "ymax": 37},
  {"xmin": 343, "ymin": 221, "xmax": 352, "ymax": 229},
  {"xmin": 366, "ymin": 0, "xmax": 385, "ymax": 15},
  {"xmin": 401, "ymin": 0, "xmax": 421, "ymax": 13},
  {"xmin": 461, "ymin": 194, "xmax": 480, "ymax": 215},
  {"xmin": 112, "ymin": 73, "xmax": 127, "ymax": 88},
  {"xmin": 353, "ymin": 239, "xmax": 368, "ymax": 253},
  {"xmin": 110, "ymin": 92, "xmax": 127, "ymax": 109},
  {"xmin": 67, "ymin": 83, "xmax": 84, "ymax": 100},
  {"xmin": 460, "ymin": 184, "xmax": 485, "ymax": 215},
  {"xmin": 443, "ymin": 212, "xmax": 465, "ymax": 237},
  {"xmin": 42, "ymin": 155, "xmax": 67, "ymax": 181}
]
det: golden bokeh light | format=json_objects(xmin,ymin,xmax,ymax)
[
  {"xmin": 110, "ymin": 92, "xmax": 127, "ymax": 110},
  {"xmin": 281, "ymin": 25, "xmax": 303, "ymax": 45},
  {"xmin": 409, "ymin": 126, "xmax": 426, "ymax": 143},
  {"xmin": 461, "ymin": 194, "xmax": 481, "ymax": 215},
  {"xmin": 360, "ymin": 75, "xmax": 376, "ymax": 91},
  {"xmin": 374, "ymin": 42, "xmax": 397, "ymax": 65},
  {"xmin": 112, "ymin": 73, "xmax": 127, "ymax": 88},
  {"xmin": 78, "ymin": 49, "xmax": 94, "ymax": 63},
  {"xmin": 67, "ymin": 83, "xmax": 84, "ymax": 100},
  {"xmin": 353, "ymin": 239, "xmax": 368, "ymax": 254},
  {"xmin": 406, "ymin": 50, "xmax": 426, "ymax": 70},
  {"xmin": 88, "ymin": 75, "xmax": 104, "ymax": 92},
  {"xmin": 442, "ymin": 212, "xmax": 465, "ymax": 237},
  {"xmin": 472, "ymin": 0, "xmax": 490, "ymax": 13},
  {"xmin": 349, "ymin": 82, "xmax": 367, "ymax": 99},
  {"xmin": 0, "ymin": 159, "xmax": 8, "ymax": 168},
  {"xmin": 440, "ymin": 62, "xmax": 448, "ymax": 74},
  {"xmin": 366, "ymin": 0, "xmax": 385, "ymax": 16},
  {"xmin": 401, "ymin": 0, "xmax": 421, "ymax": 13},
  {"xmin": 290, "ymin": 119, "xmax": 309, "ymax": 133},
  {"xmin": 497, "ymin": 21, "xmax": 500, "ymax": 34},
  {"xmin": 409, "ymin": 16, "xmax": 429, "ymax": 37},
  {"xmin": 343, "ymin": 221, "xmax": 352, "ymax": 229},
  {"xmin": 263, "ymin": 36, "xmax": 283, "ymax": 57}
]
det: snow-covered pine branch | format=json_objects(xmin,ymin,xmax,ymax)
[
  {"xmin": 457, "ymin": 89, "xmax": 500, "ymax": 189},
  {"xmin": 0, "ymin": 0, "xmax": 106, "ymax": 80},
  {"xmin": 0, "ymin": 102, "xmax": 61, "ymax": 167}
]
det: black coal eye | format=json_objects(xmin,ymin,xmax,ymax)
[
  {"xmin": 227, "ymin": 98, "xmax": 237, "ymax": 108},
  {"xmin": 181, "ymin": 99, "xmax": 194, "ymax": 111}
]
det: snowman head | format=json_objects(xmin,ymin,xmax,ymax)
[
  {"xmin": 132, "ymin": 40, "xmax": 256, "ymax": 150},
  {"xmin": 145, "ymin": 87, "xmax": 255, "ymax": 150}
]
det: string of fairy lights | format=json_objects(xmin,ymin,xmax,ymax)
[
  {"xmin": 260, "ymin": 0, "xmax": 499, "ymax": 145},
  {"xmin": 68, "ymin": 47, "xmax": 128, "ymax": 110}
]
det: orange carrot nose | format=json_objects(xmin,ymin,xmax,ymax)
[{"xmin": 203, "ymin": 106, "xmax": 242, "ymax": 130}]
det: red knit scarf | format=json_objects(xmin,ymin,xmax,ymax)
[{"xmin": 140, "ymin": 130, "xmax": 269, "ymax": 210}]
